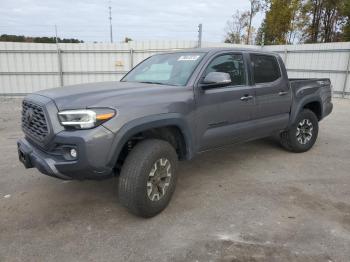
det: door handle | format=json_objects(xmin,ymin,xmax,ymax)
[
  {"xmin": 278, "ymin": 91, "xmax": 288, "ymax": 96},
  {"xmin": 240, "ymin": 95, "xmax": 253, "ymax": 101}
]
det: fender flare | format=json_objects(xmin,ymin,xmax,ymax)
[
  {"xmin": 289, "ymin": 95, "xmax": 323, "ymax": 126},
  {"xmin": 106, "ymin": 113, "xmax": 194, "ymax": 167}
]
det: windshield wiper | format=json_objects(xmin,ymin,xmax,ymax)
[
  {"xmin": 123, "ymin": 80, "xmax": 180, "ymax": 86},
  {"xmin": 138, "ymin": 81, "xmax": 167, "ymax": 85}
]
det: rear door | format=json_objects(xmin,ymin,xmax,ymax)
[
  {"xmin": 195, "ymin": 52, "xmax": 255, "ymax": 151},
  {"xmin": 250, "ymin": 54, "xmax": 292, "ymax": 133}
]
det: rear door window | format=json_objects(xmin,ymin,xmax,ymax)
[{"xmin": 251, "ymin": 54, "xmax": 281, "ymax": 84}]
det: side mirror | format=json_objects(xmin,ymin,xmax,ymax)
[{"xmin": 201, "ymin": 72, "xmax": 232, "ymax": 87}]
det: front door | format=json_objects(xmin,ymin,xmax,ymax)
[{"xmin": 195, "ymin": 53, "xmax": 255, "ymax": 151}]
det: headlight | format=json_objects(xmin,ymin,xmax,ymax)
[{"xmin": 58, "ymin": 108, "xmax": 116, "ymax": 129}]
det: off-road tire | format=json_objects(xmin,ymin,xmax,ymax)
[
  {"xmin": 118, "ymin": 139, "xmax": 178, "ymax": 218},
  {"xmin": 280, "ymin": 109, "xmax": 319, "ymax": 153}
]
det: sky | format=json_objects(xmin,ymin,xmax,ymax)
[{"xmin": 0, "ymin": 0, "xmax": 263, "ymax": 43}]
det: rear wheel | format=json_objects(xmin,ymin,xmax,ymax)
[
  {"xmin": 280, "ymin": 109, "xmax": 319, "ymax": 153},
  {"xmin": 118, "ymin": 139, "xmax": 178, "ymax": 218}
]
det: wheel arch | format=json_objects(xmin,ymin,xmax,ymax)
[
  {"xmin": 290, "ymin": 96, "xmax": 323, "ymax": 126},
  {"xmin": 106, "ymin": 114, "xmax": 194, "ymax": 170},
  {"xmin": 303, "ymin": 101, "xmax": 322, "ymax": 120}
]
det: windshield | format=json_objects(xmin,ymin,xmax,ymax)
[{"xmin": 122, "ymin": 52, "xmax": 205, "ymax": 86}]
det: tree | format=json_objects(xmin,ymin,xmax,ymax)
[
  {"xmin": 301, "ymin": 0, "xmax": 346, "ymax": 43},
  {"xmin": 0, "ymin": 34, "xmax": 84, "ymax": 43},
  {"xmin": 341, "ymin": 0, "xmax": 350, "ymax": 41},
  {"xmin": 255, "ymin": 0, "xmax": 349, "ymax": 44},
  {"xmin": 0, "ymin": 34, "xmax": 26, "ymax": 42},
  {"xmin": 247, "ymin": 0, "xmax": 261, "ymax": 44},
  {"xmin": 303, "ymin": 0, "xmax": 323, "ymax": 42},
  {"xmin": 256, "ymin": 0, "xmax": 302, "ymax": 45},
  {"xmin": 287, "ymin": 0, "xmax": 306, "ymax": 43},
  {"xmin": 224, "ymin": 10, "xmax": 250, "ymax": 44},
  {"xmin": 124, "ymin": 37, "xmax": 133, "ymax": 43},
  {"xmin": 255, "ymin": 19, "xmax": 266, "ymax": 45}
]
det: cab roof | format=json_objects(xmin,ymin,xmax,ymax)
[{"xmin": 166, "ymin": 47, "xmax": 278, "ymax": 57}]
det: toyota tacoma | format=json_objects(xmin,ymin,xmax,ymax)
[{"xmin": 17, "ymin": 48, "xmax": 333, "ymax": 217}]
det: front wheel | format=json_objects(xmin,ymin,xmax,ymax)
[
  {"xmin": 280, "ymin": 109, "xmax": 319, "ymax": 153},
  {"xmin": 118, "ymin": 139, "xmax": 178, "ymax": 218}
]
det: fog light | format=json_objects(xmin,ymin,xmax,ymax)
[{"xmin": 70, "ymin": 148, "xmax": 77, "ymax": 158}]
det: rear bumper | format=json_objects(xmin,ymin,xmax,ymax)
[
  {"xmin": 322, "ymin": 101, "xmax": 333, "ymax": 119},
  {"xmin": 17, "ymin": 126, "xmax": 115, "ymax": 180}
]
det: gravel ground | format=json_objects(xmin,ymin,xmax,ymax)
[{"xmin": 0, "ymin": 97, "xmax": 349, "ymax": 262}]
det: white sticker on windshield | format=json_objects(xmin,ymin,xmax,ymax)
[{"xmin": 178, "ymin": 55, "xmax": 200, "ymax": 61}]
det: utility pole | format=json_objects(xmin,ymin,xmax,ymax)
[
  {"xmin": 109, "ymin": 1, "xmax": 113, "ymax": 43},
  {"xmin": 54, "ymin": 25, "xmax": 63, "ymax": 87},
  {"xmin": 197, "ymin": 24, "xmax": 202, "ymax": 48},
  {"xmin": 54, "ymin": 24, "xmax": 58, "ymax": 44}
]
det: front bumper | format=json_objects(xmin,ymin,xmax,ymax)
[
  {"xmin": 17, "ymin": 126, "xmax": 115, "ymax": 180},
  {"xmin": 18, "ymin": 138, "xmax": 72, "ymax": 179}
]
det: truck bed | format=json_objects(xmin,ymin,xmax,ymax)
[
  {"xmin": 289, "ymin": 78, "xmax": 331, "ymax": 90},
  {"xmin": 289, "ymin": 78, "xmax": 330, "ymax": 83}
]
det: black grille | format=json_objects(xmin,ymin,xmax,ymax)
[{"xmin": 22, "ymin": 100, "xmax": 48, "ymax": 142}]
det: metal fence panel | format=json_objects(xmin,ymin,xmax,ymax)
[
  {"xmin": 263, "ymin": 42, "xmax": 350, "ymax": 98},
  {"xmin": 0, "ymin": 42, "xmax": 59, "ymax": 93},
  {"xmin": 0, "ymin": 41, "xmax": 349, "ymax": 98}
]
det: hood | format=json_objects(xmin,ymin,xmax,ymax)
[{"xmin": 35, "ymin": 81, "xmax": 178, "ymax": 110}]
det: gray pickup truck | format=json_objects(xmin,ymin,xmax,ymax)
[{"xmin": 18, "ymin": 48, "xmax": 333, "ymax": 217}]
